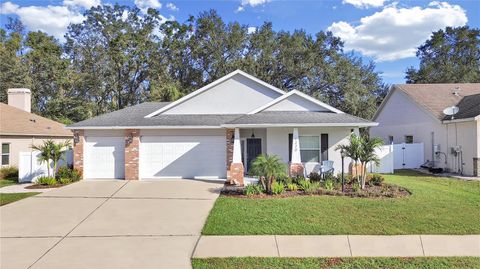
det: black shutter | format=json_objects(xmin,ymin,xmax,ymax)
[
  {"xmin": 321, "ymin": 134, "xmax": 328, "ymax": 161},
  {"xmin": 288, "ymin": 133, "xmax": 293, "ymax": 162}
]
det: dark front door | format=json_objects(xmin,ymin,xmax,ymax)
[{"xmin": 246, "ymin": 138, "xmax": 262, "ymax": 172}]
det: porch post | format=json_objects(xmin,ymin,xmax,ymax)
[
  {"xmin": 229, "ymin": 128, "xmax": 244, "ymax": 186},
  {"xmin": 290, "ymin": 128, "xmax": 304, "ymax": 177}
]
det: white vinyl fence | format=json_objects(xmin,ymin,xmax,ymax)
[
  {"xmin": 18, "ymin": 150, "xmax": 73, "ymax": 183},
  {"xmin": 368, "ymin": 143, "xmax": 424, "ymax": 174}
]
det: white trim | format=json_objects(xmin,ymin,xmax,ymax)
[
  {"xmin": 144, "ymin": 70, "xmax": 286, "ymax": 118},
  {"xmin": 66, "ymin": 126, "xmax": 223, "ymax": 130},
  {"xmin": 222, "ymin": 122, "xmax": 378, "ymax": 128},
  {"xmin": 247, "ymin": 90, "xmax": 344, "ymax": 115},
  {"xmin": 442, "ymin": 117, "xmax": 477, "ymax": 124}
]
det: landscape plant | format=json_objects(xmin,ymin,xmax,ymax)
[
  {"xmin": 243, "ymin": 184, "xmax": 263, "ymax": 196},
  {"xmin": 31, "ymin": 140, "xmax": 71, "ymax": 178},
  {"xmin": 358, "ymin": 136, "xmax": 384, "ymax": 189},
  {"xmin": 271, "ymin": 182, "xmax": 285, "ymax": 195},
  {"xmin": 36, "ymin": 176, "xmax": 57, "ymax": 186},
  {"xmin": 250, "ymin": 154, "xmax": 287, "ymax": 195},
  {"xmin": 335, "ymin": 133, "xmax": 362, "ymax": 185},
  {"xmin": 0, "ymin": 166, "xmax": 18, "ymax": 181}
]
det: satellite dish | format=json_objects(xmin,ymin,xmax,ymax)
[{"xmin": 443, "ymin": 106, "xmax": 459, "ymax": 119}]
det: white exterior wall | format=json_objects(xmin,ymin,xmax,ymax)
[
  {"xmin": 264, "ymin": 94, "xmax": 328, "ymax": 112},
  {"xmin": 371, "ymin": 89, "xmax": 479, "ymax": 175},
  {"xmin": 0, "ymin": 136, "xmax": 71, "ymax": 167},
  {"xmin": 164, "ymin": 74, "xmax": 282, "ymax": 114},
  {"xmin": 265, "ymin": 127, "xmax": 353, "ymax": 175}
]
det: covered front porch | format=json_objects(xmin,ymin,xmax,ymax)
[{"xmin": 226, "ymin": 126, "xmax": 359, "ymax": 185}]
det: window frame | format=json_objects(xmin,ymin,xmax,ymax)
[
  {"xmin": 1, "ymin": 143, "xmax": 10, "ymax": 166},
  {"xmin": 405, "ymin": 135, "xmax": 414, "ymax": 144}
]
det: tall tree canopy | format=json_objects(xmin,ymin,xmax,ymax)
[
  {"xmin": 406, "ymin": 26, "xmax": 480, "ymax": 83},
  {"xmin": 1, "ymin": 6, "xmax": 387, "ymax": 123}
]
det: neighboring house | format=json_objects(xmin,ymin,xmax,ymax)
[
  {"xmin": 370, "ymin": 84, "xmax": 480, "ymax": 176},
  {"xmin": 68, "ymin": 70, "xmax": 377, "ymax": 184},
  {"xmin": 0, "ymin": 89, "xmax": 73, "ymax": 167}
]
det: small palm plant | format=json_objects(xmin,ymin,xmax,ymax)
[
  {"xmin": 32, "ymin": 140, "xmax": 71, "ymax": 178},
  {"xmin": 358, "ymin": 136, "xmax": 384, "ymax": 189},
  {"xmin": 249, "ymin": 154, "xmax": 287, "ymax": 194},
  {"xmin": 335, "ymin": 133, "xmax": 362, "ymax": 184}
]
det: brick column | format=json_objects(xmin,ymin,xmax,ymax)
[
  {"xmin": 125, "ymin": 129, "xmax": 140, "ymax": 180},
  {"xmin": 226, "ymin": 128, "xmax": 244, "ymax": 186},
  {"xmin": 289, "ymin": 163, "xmax": 304, "ymax": 177},
  {"xmin": 289, "ymin": 128, "xmax": 304, "ymax": 177},
  {"xmin": 226, "ymin": 128, "xmax": 234, "ymax": 170},
  {"xmin": 73, "ymin": 130, "xmax": 84, "ymax": 179}
]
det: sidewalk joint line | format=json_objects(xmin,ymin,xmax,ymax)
[
  {"xmin": 274, "ymin": 235, "xmax": 281, "ymax": 257},
  {"xmin": 419, "ymin": 235, "xmax": 426, "ymax": 256},
  {"xmin": 347, "ymin": 235, "xmax": 353, "ymax": 257},
  {"xmin": 27, "ymin": 181, "xmax": 130, "ymax": 269}
]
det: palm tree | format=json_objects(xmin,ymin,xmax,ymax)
[
  {"xmin": 32, "ymin": 140, "xmax": 71, "ymax": 178},
  {"xmin": 358, "ymin": 136, "xmax": 384, "ymax": 189},
  {"xmin": 335, "ymin": 133, "xmax": 362, "ymax": 184},
  {"xmin": 249, "ymin": 154, "xmax": 287, "ymax": 194}
]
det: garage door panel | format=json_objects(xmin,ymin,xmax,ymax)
[
  {"xmin": 84, "ymin": 137, "xmax": 125, "ymax": 179},
  {"xmin": 140, "ymin": 136, "xmax": 226, "ymax": 179}
]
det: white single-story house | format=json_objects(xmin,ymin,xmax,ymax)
[
  {"xmin": 68, "ymin": 70, "xmax": 377, "ymax": 184},
  {"xmin": 370, "ymin": 84, "xmax": 480, "ymax": 176}
]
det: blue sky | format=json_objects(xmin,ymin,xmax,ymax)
[{"xmin": 1, "ymin": 0, "xmax": 479, "ymax": 84}]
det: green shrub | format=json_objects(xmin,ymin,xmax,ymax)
[
  {"xmin": 59, "ymin": 178, "xmax": 72, "ymax": 184},
  {"xmin": 56, "ymin": 167, "xmax": 82, "ymax": 182},
  {"xmin": 286, "ymin": 183, "xmax": 298, "ymax": 191},
  {"xmin": 0, "ymin": 166, "xmax": 18, "ymax": 181},
  {"xmin": 369, "ymin": 173, "xmax": 385, "ymax": 186},
  {"xmin": 352, "ymin": 182, "xmax": 360, "ymax": 192},
  {"xmin": 292, "ymin": 175, "xmax": 306, "ymax": 185},
  {"xmin": 324, "ymin": 179, "xmax": 334, "ymax": 190},
  {"xmin": 304, "ymin": 182, "xmax": 321, "ymax": 194},
  {"xmin": 308, "ymin": 172, "xmax": 322, "ymax": 182},
  {"xmin": 244, "ymin": 184, "xmax": 264, "ymax": 196},
  {"xmin": 298, "ymin": 179, "xmax": 311, "ymax": 191},
  {"xmin": 36, "ymin": 176, "xmax": 57, "ymax": 186},
  {"xmin": 271, "ymin": 182, "xmax": 284, "ymax": 195}
]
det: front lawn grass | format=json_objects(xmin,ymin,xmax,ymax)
[
  {"xmin": 192, "ymin": 257, "xmax": 480, "ymax": 269},
  {"xmin": 0, "ymin": 179, "xmax": 18, "ymax": 188},
  {"xmin": 0, "ymin": 192, "xmax": 39, "ymax": 206},
  {"xmin": 202, "ymin": 170, "xmax": 480, "ymax": 235}
]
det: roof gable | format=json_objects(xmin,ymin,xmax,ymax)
[
  {"xmin": 145, "ymin": 70, "xmax": 285, "ymax": 117},
  {"xmin": 248, "ymin": 90, "xmax": 344, "ymax": 114}
]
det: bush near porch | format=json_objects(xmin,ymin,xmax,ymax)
[{"xmin": 202, "ymin": 170, "xmax": 480, "ymax": 235}]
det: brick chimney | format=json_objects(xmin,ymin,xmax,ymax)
[{"xmin": 7, "ymin": 88, "xmax": 31, "ymax": 113}]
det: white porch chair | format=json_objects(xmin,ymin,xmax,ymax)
[
  {"xmin": 303, "ymin": 162, "xmax": 321, "ymax": 178},
  {"xmin": 320, "ymin": 160, "xmax": 334, "ymax": 177}
]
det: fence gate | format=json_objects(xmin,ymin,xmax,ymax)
[
  {"xmin": 393, "ymin": 143, "xmax": 424, "ymax": 169},
  {"xmin": 18, "ymin": 150, "xmax": 73, "ymax": 183}
]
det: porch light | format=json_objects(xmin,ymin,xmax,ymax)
[
  {"xmin": 73, "ymin": 131, "xmax": 80, "ymax": 145},
  {"xmin": 251, "ymin": 129, "xmax": 255, "ymax": 138},
  {"xmin": 126, "ymin": 133, "xmax": 133, "ymax": 145}
]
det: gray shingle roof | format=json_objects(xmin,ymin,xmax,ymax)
[
  {"xmin": 68, "ymin": 103, "xmax": 376, "ymax": 128},
  {"xmin": 224, "ymin": 111, "xmax": 375, "ymax": 126},
  {"xmin": 443, "ymin": 93, "xmax": 480, "ymax": 120}
]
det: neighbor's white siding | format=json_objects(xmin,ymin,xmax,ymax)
[
  {"xmin": 265, "ymin": 127, "xmax": 353, "ymax": 175},
  {"xmin": 164, "ymin": 74, "xmax": 282, "ymax": 115},
  {"xmin": 445, "ymin": 120, "xmax": 478, "ymax": 175},
  {"xmin": 264, "ymin": 94, "xmax": 329, "ymax": 112}
]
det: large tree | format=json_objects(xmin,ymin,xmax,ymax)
[{"xmin": 406, "ymin": 26, "xmax": 480, "ymax": 83}]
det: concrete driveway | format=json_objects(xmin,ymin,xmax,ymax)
[{"xmin": 0, "ymin": 179, "xmax": 222, "ymax": 269}]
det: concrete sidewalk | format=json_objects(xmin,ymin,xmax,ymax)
[{"xmin": 193, "ymin": 235, "xmax": 480, "ymax": 258}]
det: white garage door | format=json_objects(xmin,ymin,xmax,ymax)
[
  {"xmin": 140, "ymin": 136, "xmax": 226, "ymax": 179},
  {"xmin": 84, "ymin": 137, "xmax": 125, "ymax": 179}
]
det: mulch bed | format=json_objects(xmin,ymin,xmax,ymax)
[
  {"xmin": 221, "ymin": 183, "xmax": 411, "ymax": 199},
  {"xmin": 25, "ymin": 184, "xmax": 66, "ymax": 189}
]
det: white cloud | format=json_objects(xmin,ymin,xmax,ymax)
[
  {"xmin": 166, "ymin": 3, "xmax": 178, "ymax": 11},
  {"xmin": 328, "ymin": 1, "xmax": 467, "ymax": 61},
  {"xmin": 247, "ymin": 26, "xmax": 256, "ymax": 34},
  {"xmin": 134, "ymin": 0, "xmax": 162, "ymax": 13},
  {"xmin": 0, "ymin": 1, "xmax": 19, "ymax": 14},
  {"xmin": 342, "ymin": 0, "xmax": 386, "ymax": 9},
  {"xmin": 1, "ymin": 2, "xmax": 84, "ymax": 40},
  {"xmin": 236, "ymin": 0, "xmax": 270, "ymax": 12},
  {"xmin": 63, "ymin": 0, "xmax": 100, "ymax": 9}
]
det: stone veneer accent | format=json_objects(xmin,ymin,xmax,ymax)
[
  {"xmin": 289, "ymin": 163, "xmax": 304, "ymax": 177},
  {"xmin": 226, "ymin": 128, "xmax": 234, "ymax": 170},
  {"xmin": 73, "ymin": 129, "xmax": 84, "ymax": 178},
  {"xmin": 229, "ymin": 163, "xmax": 244, "ymax": 186},
  {"xmin": 125, "ymin": 129, "xmax": 140, "ymax": 180}
]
